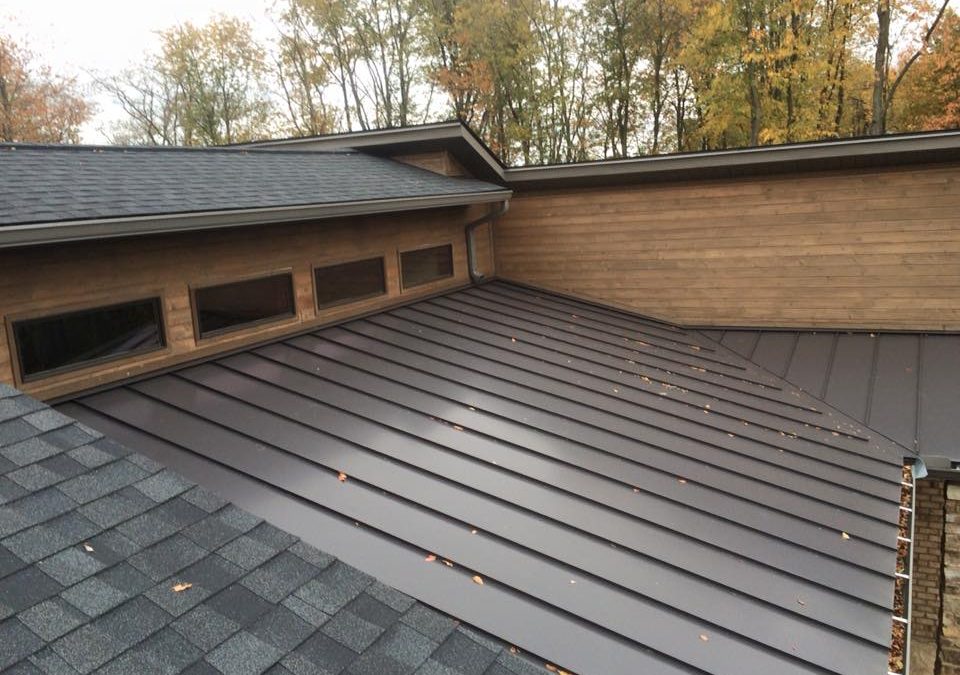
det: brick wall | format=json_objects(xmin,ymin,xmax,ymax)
[
  {"xmin": 915, "ymin": 480, "xmax": 946, "ymax": 642},
  {"xmin": 941, "ymin": 484, "xmax": 960, "ymax": 673}
]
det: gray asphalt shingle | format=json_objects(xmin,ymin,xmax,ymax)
[
  {"xmin": 0, "ymin": 391, "xmax": 548, "ymax": 675},
  {"xmin": 0, "ymin": 145, "xmax": 506, "ymax": 227}
]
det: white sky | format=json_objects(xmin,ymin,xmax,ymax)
[{"xmin": 3, "ymin": 0, "xmax": 277, "ymax": 142}]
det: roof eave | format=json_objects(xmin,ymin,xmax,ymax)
[
  {"xmin": 505, "ymin": 130, "xmax": 960, "ymax": 188},
  {"xmin": 0, "ymin": 189, "xmax": 512, "ymax": 249},
  {"xmin": 243, "ymin": 122, "xmax": 507, "ymax": 183}
]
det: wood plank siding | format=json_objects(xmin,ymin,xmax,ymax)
[
  {"xmin": 0, "ymin": 205, "xmax": 491, "ymax": 400},
  {"xmin": 494, "ymin": 162, "xmax": 960, "ymax": 330},
  {"xmin": 390, "ymin": 150, "xmax": 467, "ymax": 176}
]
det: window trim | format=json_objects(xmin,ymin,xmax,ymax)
[
  {"xmin": 190, "ymin": 269, "xmax": 298, "ymax": 341},
  {"xmin": 7, "ymin": 294, "xmax": 168, "ymax": 384},
  {"xmin": 398, "ymin": 242, "xmax": 456, "ymax": 291},
  {"xmin": 312, "ymin": 254, "xmax": 388, "ymax": 311}
]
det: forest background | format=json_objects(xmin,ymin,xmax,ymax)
[{"xmin": 2, "ymin": 0, "xmax": 958, "ymax": 165}]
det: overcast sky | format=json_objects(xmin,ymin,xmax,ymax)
[{"xmin": 4, "ymin": 0, "xmax": 276, "ymax": 142}]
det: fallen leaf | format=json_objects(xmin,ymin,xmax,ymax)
[
  {"xmin": 172, "ymin": 582, "xmax": 193, "ymax": 593},
  {"xmin": 677, "ymin": 478, "xmax": 687, "ymax": 484},
  {"xmin": 472, "ymin": 575, "xmax": 484, "ymax": 585},
  {"xmin": 797, "ymin": 598, "xmax": 806, "ymax": 606},
  {"xmin": 425, "ymin": 554, "xmax": 437, "ymax": 562},
  {"xmin": 545, "ymin": 665, "xmax": 558, "ymax": 673},
  {"xmin": 338, "ymin": 472, "xmax": 347, "ymax": 482},
  {"xmin": 82, "ymin": 543, "xmax": 94, "ymax": 553},
  {"xmin": 470, "ymin": 529, "xmax": 478, "ymax": 535},
  {"xmin": 509, "ymin": 646, "xmax": 518, "ymax": 654},
  {"xmin": 699, "ymin": 634, "xmax": 709, "ymax": 642},
  {"xmin": 453, "ymin": 425, "xmax": 464, "ymax": 432},
  {"xmin": 442, "ymin": 559, "xmax": 454, "ymax": 567},
  {"xmin": 841, "ymin": 531, "xmax": 851, "ymax": 540}
]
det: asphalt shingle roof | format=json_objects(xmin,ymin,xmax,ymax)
[
  {"xmin": 0, "ymin": 382, "xmax": 549, "ymax": 675},
  {"xmin": 0, "ymin": 144, "xmax": 507, "ymax": 227}
]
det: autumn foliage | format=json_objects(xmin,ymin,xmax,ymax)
[
  {"xmin": 0, "ymin": 34, "xmax": 92, "ymax": 143},
  {"xmin": 894, "ymin": 9, "xmax": 960, "ymax": 130}
]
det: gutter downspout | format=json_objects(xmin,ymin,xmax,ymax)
[{"xmin": 465, "ymin": 200, "xmax": 509, "ymax": 283}]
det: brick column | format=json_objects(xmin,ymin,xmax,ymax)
[
  {"xmin": 912, "ymin": 479, "xmax": 945, "ymax": 674},
  {"xmin": 942, "ymin": 483, "xmax": 960, "ymax": 673}
]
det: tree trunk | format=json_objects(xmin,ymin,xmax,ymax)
[{"xmin": 869, "ymin": 0, "xmax": 890, "ymax": 135}]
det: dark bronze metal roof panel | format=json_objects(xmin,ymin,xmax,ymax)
[
  {"xmin": 712, "ymin": 329, "xmax": 960, "ymax": 460},
  {"xmin": 63, "ymin": 282, "xmax": 909, "ymax": 675}
]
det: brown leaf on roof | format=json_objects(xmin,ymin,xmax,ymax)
[
  {"xmin": 425, "ymin": 554, "xmax": 437, "ymax": 562},
  {"xmin": 338, "ymin": 472, "xmax": 347, "ymax": 482},
  {"xmin": 472, "ymin": 575, "xmax": 484, "ymax": 585},
  {"xmin": 172, "ymin": 582, "xmax": 193, "ymax": 593},
  {"xmin": 699, "ymin": 634, "xmax": 710, "ymax": 642}
]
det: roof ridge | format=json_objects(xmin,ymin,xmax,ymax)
[{"xmin": 0, "ymin": 143, "xmax": 373, "ymax": 158}]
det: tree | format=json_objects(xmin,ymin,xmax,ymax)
[
  {"xmin": 275, "ymin": 0, "xmax": 339, "ymax": 136},
  {"xmin": 276, "ymin": 0, "xmax": 427, "ymax": 132},
  {"xmin": 893, "ymin": 8, "xmax": 960, "ymax": 129},
  {"xmin": 519, "ymin": 0, "xmax": 595, "ymax": 163},
  {"xmin": 102, "ymin": 16, "xmax": 275, "ymax": 146},
  {"xmin": 585, "ymin": 0, "xmax": 645, "ymax": 157},
  {"xmin": 869, "ymin": 0, "xmax": 952, "ymax": 134},
  {"xmin": 0, "ymin": 34, "xmax": 92, "ymax": 143}
]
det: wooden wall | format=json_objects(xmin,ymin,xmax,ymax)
[
  {"xmin": 390, "ymin": 150, "xmax": 467, "ymax": 177},
  {"xmin": 0, "ymin": 205, "xmax": 491, "ymax": 400},
  {"xmin": 495, "ymin": 162, "xmax": 960, "ymax": 330}
]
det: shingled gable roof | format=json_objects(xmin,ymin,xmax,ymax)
[
  {"xmin": 0, "ymin": 383, "xmax": 552, "ymax": 675},
  {"xmin": 59, "ymin": 280, "xmax": 914, "ymax": 675},
  {"xmin": 0, "ymin": 143, "xmax": 510, "ymax": 248}
]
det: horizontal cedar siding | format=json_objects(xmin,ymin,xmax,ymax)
[
  {"xmin": 0, "ymin": 205, "xmax": 491, "ymax": 400},
  {"xmin": 494, "ymin": 162, "xmax": 960, "ymax": 330}
]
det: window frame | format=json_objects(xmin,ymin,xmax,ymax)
[
  {"xmin": 190, "ymin": 269, "xmax": 298, "ymax": 341},
  {"xmin": 7, "ymin": 294, "xmax": 168, "ymax": 384},
  {"xmin": 312, "ymin": 255, "xmax": 388, "ymax": 311},
  {"xmin": 398, "ymin": 242, "xmax": 455, "ymax": 291}
]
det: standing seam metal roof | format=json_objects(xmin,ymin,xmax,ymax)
[
  {"xmin": 701, "ymin": 329, "xmax": 960, "ymax": 461},
  {"xmin": 60, "ymin": 281, "xmax": 910, "ymax": 675},
  {"xmin": 0, "ymin": 384, "xmax": 551, "ymax": 675}
]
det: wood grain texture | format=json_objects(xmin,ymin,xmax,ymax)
[
  {"xmin": 494, "ymin": 162, "xmax": 960, "ymax": 330},
  {"xmin": 390, "ymin": 151, "xmax": 466, "ymax": 176},
  {"xmin": 0, "ymin": 205, "xmax": 490, "ymax": 400}
]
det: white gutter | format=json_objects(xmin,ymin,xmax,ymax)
[{"xmin": 0, "ymin": 190, "xmax": 512, "ymax": 249}]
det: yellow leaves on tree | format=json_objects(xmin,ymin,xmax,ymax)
[
  {"xmin": 894, "ymin": 9, "xmax": 960, "ymax": 131},
  {"xmin": 0, "ymin": 34, "xmax": 92, "ymax": 143}
]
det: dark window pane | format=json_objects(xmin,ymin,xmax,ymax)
[
  {"xmin": 400, "ymin": 244, "xmax": 454, "ymax": 289},
  {"xmin": 315, "ymin": 257, "xmax": 386, "ymax": 309},
  {"xmin": 195, "ymin": 273, "xmax": 295, "ymax": 338},
  {"xmin": 14, "ymin": 298, "xmax": 164, "ymax": 379}
]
